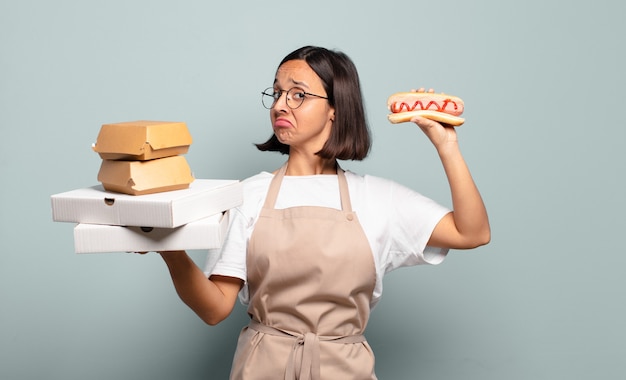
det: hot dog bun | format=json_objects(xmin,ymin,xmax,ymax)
[
  {"xmin": 387, "ymin": 110, "xmax": 465, "ymax": 125},
  {"xmin": 387, "ymin": 91, "xmax": 465, "ymax": 126}
]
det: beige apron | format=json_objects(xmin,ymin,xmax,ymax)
[{"xmin": 230, "ymin": 163, "xmax": 378, "ymax": 380}]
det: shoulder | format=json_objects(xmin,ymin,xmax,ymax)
[
  {"xmin": 232, "ymin": 171, "xmax": 273, "ymax": 221},
  {"xmin": 344, "ymin": 170, "xmax": 443, "ymax": 211},
  {"xmin": 344, "ymin": 170, "xmax": 405, "ymax": 196},
  {"xmin": 241, "ymin": 171, "xmax": 273, "ymax": 194}
]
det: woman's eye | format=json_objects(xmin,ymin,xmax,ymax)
[{"xmin": 293, "ymin": 91, "xmax": 306, "ymax": 100}]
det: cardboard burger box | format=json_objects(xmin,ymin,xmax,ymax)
[
  {"xmin": 73, "ymin": 211, "xmax": 230, "ymax": 254},
  {"xmin": 51, "ymin": 179, "xmax": 243, "ymax": 228},
  {"xmin": 92, "ymin": 120, "xmax": 195, "ymax": 195},
  {"xmin": 97, "ymin": 155, "xmax": 194, "ymax": 195},
  {"xmin": 92, "ymin": 120, "xmax": 192, "ymax": 161}
]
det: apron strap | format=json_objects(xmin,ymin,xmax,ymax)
[
  {"xmin": 336, "ymin": 166, "xmax": 352, "ymax": 213},
  {"xmin": 263, "ymin": 162, "xmax": 288, "ymax": 209},
  {"xmin": 248, "ymin": 320, "xmax": 366, "ymax": 380},
  {"xmin": 263, "ymin": 161, "xmax": 352, "ymax": 212}
]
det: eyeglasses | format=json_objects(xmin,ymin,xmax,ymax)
[{"xmin": 261, "ymin": 87, "xmax": 328, "ymax": 109}]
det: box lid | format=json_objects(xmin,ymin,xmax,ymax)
[
  {"xmin": 51, "ymin": 179, "xmax": 242, "ymax": 228},
  {"xmin": 97, "ymin": 155, "xmax": 194, "ymax": 195},
  {"xmin": 92, "ymin": 120, "xmax": 193, "ymax": 160}
]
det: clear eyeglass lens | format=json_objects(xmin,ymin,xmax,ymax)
[
  {"xmin": 261, "ymin": 87, "xmax": 306, "ymax": 109},
  {"xmin": 261, "ymin": 88, "xmax": 276, "ymax": 109},
  {"xmin": 287, "ymin": 89, "xmax": 306, "ymax": 108}
]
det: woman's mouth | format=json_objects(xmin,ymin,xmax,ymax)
[{"xmin": 274, "ymin": 118, "xmax": 293, "ymax": 128}]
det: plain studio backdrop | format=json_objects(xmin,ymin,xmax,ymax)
[{"xmin": 1, "ymin": 1, "xmax": 624, "ymax": 379}]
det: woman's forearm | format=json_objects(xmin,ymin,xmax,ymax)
[
  {"xmin": 438, "ymin": 143, "xmax": 491, "ymax": 247},
  {"xmin": 159, "ymin": 251, "xmax": 241, "ymax": 325}
]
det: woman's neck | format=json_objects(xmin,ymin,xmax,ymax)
[{"xmin": 284, "ymin": 154, "xmax": 336, "ymax": 176}]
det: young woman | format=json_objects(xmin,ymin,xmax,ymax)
[{"xmin": 157, "ymin": 46, "xmax": 490, "ymax": 379}]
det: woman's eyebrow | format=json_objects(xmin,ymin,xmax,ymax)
[
  {"xmin": 273, "ymin": 78, "xmax": 310, "ymax": 89},
  {"xmin": 290, "ymin": 79, "xmax": 309, "ymax": 88}
]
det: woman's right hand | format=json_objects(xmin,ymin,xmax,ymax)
[
  {"xmin": 156, "ymin": 250, "xmax": 189, "ymax": 263},
  {"xmin": 130, "ymin": 250, "xmax": 184, "ymax": 256}
]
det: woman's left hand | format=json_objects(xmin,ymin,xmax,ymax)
[
  {"xmin": 409, "ymin": 88, "xmax": 458, "ymax": 150},
  {"xmin": 411, "ymin": 115, "xmax": 458, "ymax": 149}
]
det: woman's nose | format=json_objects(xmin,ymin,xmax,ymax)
[{"xmin": 273, "ymin": 91, "xmax": 289, "ymax": 111}]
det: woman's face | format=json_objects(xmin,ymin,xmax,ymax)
[{"xmin": 270, "ymin": 59, "xmax": 335, "ymax": 154}]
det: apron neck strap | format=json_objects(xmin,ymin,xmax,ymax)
[
  {"xmin": 263, "ymin": 162, "xmax": 288, "ymax": 209},
  {"xmin": 336, "ymin": 166, "xmax": 352, "ymax": 212}
]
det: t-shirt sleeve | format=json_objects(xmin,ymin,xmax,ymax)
[
  {"xmin": 203, "ymin": 206, "xmax": 248, "ymax": 282},
  {"xmin": 202, "ymin": 173, "xmax": 270, "ymax": 305},
  {"xmin": 372, "ymin": 176, "xmax": 451, "ymax": 273}
]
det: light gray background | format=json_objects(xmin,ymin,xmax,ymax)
[{"xmin": 1, "ymin": 1, "xmax": 624, "ymax": 379}]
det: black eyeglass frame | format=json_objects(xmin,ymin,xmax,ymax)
[{"xmin": 261, "ymin": 87, "xmax": 329, "ymax": 110}]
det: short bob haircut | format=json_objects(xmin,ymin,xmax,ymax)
[{"xmin": 255, "ymin": 46, "xmax": 371, "ymax": 161}]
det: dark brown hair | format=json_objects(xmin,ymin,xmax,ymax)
[{"xmin": 255, "ymin": 46, "xmax": 371, "ymax": 161}]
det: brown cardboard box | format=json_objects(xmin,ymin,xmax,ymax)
[
  {"xmin": 92, "ymin": 120, "xmax": 192, "ymax": 161},
  {"xmin": 97, "ymin": 155, "xmax": 194, "ymax": 195}
]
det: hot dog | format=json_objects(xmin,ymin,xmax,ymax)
[{"xmin": 387, "ymin": 91, "xmax": 465, "ymax": 126}]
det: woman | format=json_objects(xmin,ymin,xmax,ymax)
[{"xmin": 158, "ymin": 46, "xmax": 490, "ymax": 379}]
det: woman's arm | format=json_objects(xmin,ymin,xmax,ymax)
[
  {"xmin": 412, "ymin": 113, "xmax": 491, "ymax": 250},
  {"xmin": 158, "ymin": 251, "xmax": 243, "ymax": 325}
]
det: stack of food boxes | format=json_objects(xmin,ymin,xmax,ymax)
[
  {"xmin": 93, "ymin": 120, "xmax": 196, "ymax": 195},
  {"xmin": 51, "ymin": 120, "xmax": 242, "ymax": 254}
]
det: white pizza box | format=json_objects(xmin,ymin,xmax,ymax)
[
  {"xmin": 51, "ymin": 179, "xmax": 242, "ymax": 228},
  {"xmin": 74, "ymin": 211, "xmax": 229, "ymax": 254}
]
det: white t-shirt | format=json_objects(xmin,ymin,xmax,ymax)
[{"xmin": 204, "ymin": 170, "xmax": 450, "ymax": 309}]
